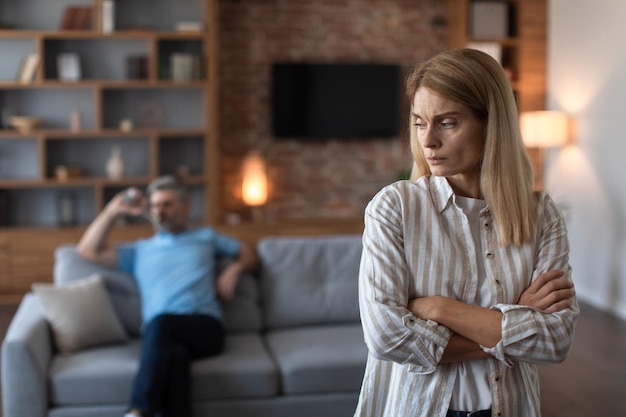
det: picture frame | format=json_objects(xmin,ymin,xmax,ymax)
[{"xmin": 57, "ymin": 53, "xmax": 82, "ymax": 81}]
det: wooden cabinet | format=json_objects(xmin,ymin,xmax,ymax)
[
  {"xmin": 0, "ymin": 0, "xmax": 220, "ymax": 228},
  {"xmin": 446, "ymin": 0, "xmax": 547, "ymax": 113}
]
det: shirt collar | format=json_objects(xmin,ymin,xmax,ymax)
[
  {"xmin": 427, "ymin": 175, "xmax": 491, "ymax": 216},
  {"xmin": 428, "ymin": 175, "xmax": 455, "ymax": 213}
]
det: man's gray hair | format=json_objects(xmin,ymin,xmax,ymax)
[{"xmin": 146, "ymin": 175, "xmax": 188, "ymax": 202}]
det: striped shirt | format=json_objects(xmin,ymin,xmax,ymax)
[{"xmin": 354, "ymin": 176, "xmax": 579, "ymax": 417}]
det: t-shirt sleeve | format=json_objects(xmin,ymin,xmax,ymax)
[{"xmin": 212, "ymin": 230, "xmax": 241, "ymax": 258}]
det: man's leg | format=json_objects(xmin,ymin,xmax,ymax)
[
  {"xmin": 129, "ymin": 314, "xmax": 177, "ymax": 416},
  {"xmin": 162, "ymin": 314, "xmax": 224, "ymax": 417},
  {"xmin": 129, "ymin": 314, "xmax": 224, "ymax": 417}
]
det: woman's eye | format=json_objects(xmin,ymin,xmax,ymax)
[
  {"xmin": 414, "ymin": 120, "xmax": 426, "ymax": 128},
  {"xmin": 440, "ymin": 119, "xmax": 456, "ymax": 128}
]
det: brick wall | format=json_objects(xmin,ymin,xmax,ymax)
[{"xmin": 218, "ymin": 0, "xmax": 447, "ymax": 222}]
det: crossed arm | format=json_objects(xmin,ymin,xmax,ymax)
[{"xmin": 408, "ymin": 269, "xmax": 576, "ymax": 363}]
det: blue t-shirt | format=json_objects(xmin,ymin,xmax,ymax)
[{"xmin": 116, "ymin": 227, "xmax": 240, "ymax": 326}]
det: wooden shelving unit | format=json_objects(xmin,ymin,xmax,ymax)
[
  {"xmin": 0, "ymin": 0, "xmax": 222, "ymax": 296},
  {"xmin": 446, "ymin": 0, "xmax": 547, "ymax": 113}
]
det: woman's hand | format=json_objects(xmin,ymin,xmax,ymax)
[{"xmin": 518, "ymin": 269, "xmax": 575, "ymax": 313}]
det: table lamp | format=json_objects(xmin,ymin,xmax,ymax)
[
  {"xmin": 520, "ymin": 110, "xmax": 571, "ymax": 189},
  {"xmin": 241, "ymin": 151, "xmax": 268, "ymax": 222}
]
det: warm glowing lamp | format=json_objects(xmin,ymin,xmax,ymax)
[
  {"xmin": 520, "ymin": 110, "xmax": 572, "ymax": 189},
  {"xmin": 241, "ymin": 152, "xmax": 268, "ymax": 221},
  {"xmin": 520, "ymin": 111, "xmax": 570, "ymax": 148}
]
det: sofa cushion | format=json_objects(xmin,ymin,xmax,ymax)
[
  {"xmin": 191, "ymin": 333, "xmax": 279, "ymax": 400},
  {"xmin": 265, "ymin": 324, "xmax": 367, "ymax": 395},
  {"xmin": 49, "ymin": 340, "xmax": 140, "ymax": 406},
  {"xmin": 54, "ymin": 245, "xmax": 262, "ymax": 335},
  {"xmin": 258, "ymin": 235, "xmax": 362, "ymax": 329},
  {"xmin": 54, "ymin": 245, "xmax": 142, "ymax": 337},
  {"xmin": 32, "ymin": 274, "xmax": 128, "ymax": 353},
  {"xmin": 48, "ymin": 334, "xmax": 278, "ymax": 406},
  {"xmin": 218, "ymin": 260, "xmax": 263, "ymax": 333}
]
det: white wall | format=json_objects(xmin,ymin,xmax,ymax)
[{"xmin": 546, "ymin": 0, "xmax": 626, "ymax": 319}]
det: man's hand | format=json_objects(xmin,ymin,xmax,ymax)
[
  {"xmin": 107, "ymin": 188, "xmax": 148, "ymax": 218},
  {"xmin": 216, "ymin": 263, "xmax": 242, "ymax": 302},
  {"xmin": 518, "ymin": 269, "xmax": 575, "ymax": 313}
]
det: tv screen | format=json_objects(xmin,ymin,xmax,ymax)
[{"xmin": 272, "ymin": 62, "xmax": 401, "ymax": 139}]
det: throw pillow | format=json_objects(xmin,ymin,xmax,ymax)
[{"xmin": 32, "ymin": 274, "xmax": 127, "ymax": 353}]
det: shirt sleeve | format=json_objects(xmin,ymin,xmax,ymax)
[
  {"xmin": 211, "ymin": 229, "xmax": 241, "ymax": 258},
  {"xmin": 483, "ymin": 193, "xmax": 580, "ymax": 366},
  {"xmin": 359, "ymin": 188, "xmax": 453, "ymax": 374}
]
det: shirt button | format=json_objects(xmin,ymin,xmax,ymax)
[
  {"xmin": 493, "ymin": 279, "xmax": 501, "ymax": 286},
  {"xmin": 493, "ymin": 375, "xmax": 500, "ymax": 382},
  {"xmin": 486, "ymin": 252, "xmax": 494, "ymax": 259},
  {"xmin": 483, "ymin": 222, "xmax": 489, "ymax": 229},
  {"xmin": 495, "ymin": 411, "xmax": 502, "ymax": 416}
]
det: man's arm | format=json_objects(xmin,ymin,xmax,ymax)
[
  {"xmin": 76, "ymin": 189, "xmax": 147, "ymax": 267},
  {"xmin": 216, "ymin": 240, "xmax": 258, "ymax": 301}
]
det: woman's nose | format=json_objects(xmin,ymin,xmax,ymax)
[{"xmin": 420, "ymin": 127, "xmax": 439, "ymax": 148}]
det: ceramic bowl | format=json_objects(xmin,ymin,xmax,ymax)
[{"xmin": 10, "ymin": 116, "xmax": 44, "ymax": 134}]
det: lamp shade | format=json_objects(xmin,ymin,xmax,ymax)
[
  {"xmin": 520, "ymin": 111, "xmax": 570, "ymax": 148},
  {"xmin": 241, "ymin": 152, "xmax": 268, "ymax": 206}
]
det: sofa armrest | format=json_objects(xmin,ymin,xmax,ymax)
[{"xmin": 2, "ymin": 293, "xmax": 52, "ymax": 417}]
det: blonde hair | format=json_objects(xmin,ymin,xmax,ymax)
[{"xmin": 406, "ymin": 48, "xmax": 535, "ymax": 246}]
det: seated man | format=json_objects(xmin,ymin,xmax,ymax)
[{"xmin": 77, "ymin": 175, "xmax": 257, "ymax": 417}]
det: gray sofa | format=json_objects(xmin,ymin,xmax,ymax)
[{"xmin": 2, "ymin": 234, "xmax": 367, "ymax": 417}]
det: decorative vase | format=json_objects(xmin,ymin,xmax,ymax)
[{"xmin": 106, "ymin": 145, "xmax": 125, "ymax": 179}]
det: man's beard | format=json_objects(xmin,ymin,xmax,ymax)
[{"xmin": 150, "ymin": 214, "xmax": 181, "ymax": 233}]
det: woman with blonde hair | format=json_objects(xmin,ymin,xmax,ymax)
[{"xmin": 355, "ymin": 48, "xmax": 579, "ymax": 417}]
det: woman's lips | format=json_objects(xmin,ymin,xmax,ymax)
[{"xmin": 427, "ymin": 156, "xmax": 446, "ymax": 165}]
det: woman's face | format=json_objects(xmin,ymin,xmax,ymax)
[{"xmin": 412, "ymin": 86, "xmax": 486, "ymax": 198}]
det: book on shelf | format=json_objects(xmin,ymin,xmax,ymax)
[
  {"xmin": 17, "ymin": 54, "xmax": 40, "ymax": 84},
  {"xmin": 93, "ymin": 0, "xmax": 102, "ymax": 32},
  {"xmin": 59, "ymin": 6, "xmax": 92, "ymax": 30},
  {"xmin": 101, "ymin": 0, "xmax": 115, "ymax": 33}
]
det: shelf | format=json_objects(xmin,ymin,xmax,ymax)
[
  {"xmin": 0, "ymin": 0, "xmax": 218, "ymax": 225},
  {"xmin": 0, "ymin": 175, "xmax": 207, "ymax": 188},
  {"xmin": 0, "ymin": 128, "xmax": 207, "ymax": 137},
  {"xmin": 447, "ymin": 0, "xmax": 546, "ymax": 112},
  {"xmin": 0, "ymin": 0, "xmax": 220, "ymax": 296}
]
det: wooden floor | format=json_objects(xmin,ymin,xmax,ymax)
[{"xmin": 0, "ymin": 301, "xmax": 624, "ymax": 416}]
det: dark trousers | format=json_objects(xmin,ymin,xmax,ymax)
[{"xmin": 129, "ymin": 313, "xmax": 225, "ymax": 417}]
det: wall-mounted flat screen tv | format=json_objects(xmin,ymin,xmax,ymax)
[{"xmin": 272, "ymin": 62, "xmax": 401, "ymax": 139}]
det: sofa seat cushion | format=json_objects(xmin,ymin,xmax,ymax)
[
  {"xmin": 49, "ymin": 334, "xmax": 278, "ymax": 406},
  {"xmin": 191, "ymin": 333, "xmax": 279, "ymax": 400},
  {"xmin": 49, "ymin": 340, "xmax": 140, "ymax": 406},
  {"xmin": 265, "ymin": 324, "xmax": 367, "ymax": 395}
]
